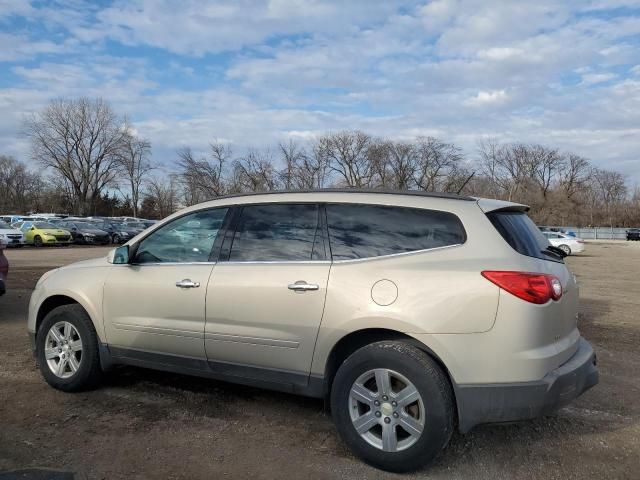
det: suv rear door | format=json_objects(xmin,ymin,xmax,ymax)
[{"xmin": 204, "ymin": 203, "xmax": 330, "ymax": 385}]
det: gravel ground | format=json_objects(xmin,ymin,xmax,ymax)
[{"xmin": 0, "ymin": 242, "xmax": 638, "ymax": 479}]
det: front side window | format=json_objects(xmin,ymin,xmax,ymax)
[
  {"xmin": 229, "ymin": 204, "xmax": 322, "ymax": 261},
  {"xmin": 134, "ymin": 208, "xmax": 228, "ymax": 264},
  {"xmin": 326, "ymin": 204, "xmax": 466, "ymax": 260}
]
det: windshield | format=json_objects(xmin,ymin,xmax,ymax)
[
  {"xmin": 34, "ymin": 222, "xmax": 56, "ymax": 229},
  {"xmin": 0, "ymin": 221, "xmax": 11, "ymax": 229}
]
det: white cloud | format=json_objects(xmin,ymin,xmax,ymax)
[
  {"xmin": 0, "ymin": 0, "xmax": 639, "ymax": 184},
  {"xmin": 581, "ymin": 72, "xmax": 617, "ymax": 85},
  {"xmin": 464, "ymin": 89, "xmax": 508, "ymax": 107}
]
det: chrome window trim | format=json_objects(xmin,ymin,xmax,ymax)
[
  {"xmin": 222, "ymin": 260, "xmax": 331, "ymax": 265},
  {"xmin": 126, "ymin": 261, "xmax": 218, "ymax": 267}
]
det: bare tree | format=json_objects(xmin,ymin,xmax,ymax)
[
  {"xmin": 528, "ymin": 145, "xmax": 564, "ymax": 199},
  {"xmin": 177, "ymin": 142, "xmax": 229, "ymax": 204},
  {"xmin": 24, "ymin": 97, "xmax": 126, "ymax": 215},
  {"xmin": 0, "ymin": 155, "xmax": 43, "ymax": 213},
  {"xmin": 414, "ymin": 137, "xmax": 464, "ymax": 192},
  {"xmin": 385, "ymin": 141, "xmax": 417, "ymax": 190},
  {"xmin": 559, "ymin": 154, "xmax": 591, "ymax": 200},
  {"xmin": 145, "ymin": 175, "xmax": 179, "ymax": 218},
  {"xmin": 317, "ymin": 130, "xmax": 373, "ymax": 187},
  {"xmin": 591, "ymin": 168, "xmax": 627, "ymax": 227},
  {"xmin": 233, "ymin": 149, "xmax": 279, "ymax": 192},
  {"xmin": 117, "ymin": 123, "xmax": 153, "ymax": 217}
]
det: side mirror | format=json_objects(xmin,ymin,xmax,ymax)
[
  {"xmin": 30, "ymin": 226, "xmax": 35, "ymax": 231},
  {"xmin": 108, "ymin": 245, "xmax": 130, "ymax": 264}
]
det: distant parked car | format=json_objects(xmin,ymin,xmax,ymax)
[
  {"xmin": 86, "ymin": 220, "xmax": 139, "ymax": 244},
  {"xmin": 1, "ymin": 215, "xmax": 25, "ymax": 224},
  {"xmin": 0, "ymin": 220, "xmax": 25, "ymax": 247},
  {"xmin": 626, "ymin": 228, "xmax": 640, "ymax": 241},
  {"xmin": 15, "ymin": 221, "xmax": 72, "ymax": 247},
  {"xmin": 58, "ymin": 221, "xmax": 110, "ymax": 245},
  {"xmin": 0, "ymin": 237, "xmax": 7, "ymax": 296},
  {"xmin": 543, "ymin": 231, "xmax": 585, "ymax": 255},
  {"xmin": 120, "ymin": 221, "xmax": 148, "ymax": 234}
]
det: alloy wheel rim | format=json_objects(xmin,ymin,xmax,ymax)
[
  {"xmin": 44, "ymin": 321, "xmax": 83, "ymax": 379},
  {"xmin": 348, "ymin": 368, "xmax": 425, "ymax": 452}
]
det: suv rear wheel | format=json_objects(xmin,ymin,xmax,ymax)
[
  {"xmin": 330, "ymin": 341, "xmax": 454, "ymax": 472},
  {"xmin": 36, "ymin": 304, "xmax": 103, "ymax": 391}
]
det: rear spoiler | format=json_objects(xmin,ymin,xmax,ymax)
[{"xmin": 474, "ymin": 197, "xmax": 530, "ymax": 213}]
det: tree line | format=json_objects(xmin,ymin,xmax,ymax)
[{"xmin": 0, "ymin": 97, "xmax": 637, "ymax": 227}]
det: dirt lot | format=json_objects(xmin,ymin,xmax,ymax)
[{"xmin": 0, "ymin": 243, "xmax": 638, "ymax": 479}]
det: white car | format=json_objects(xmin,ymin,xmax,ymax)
[
  {"xmin": 0, "ymin": 220, "xmax": 25, "ymax": 247},
  {"xmin": 543, "ymin": 231, "xmax": 584, "ymax": 255}
]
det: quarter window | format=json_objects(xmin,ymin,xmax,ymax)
[
  {"xmin": 229, "ymin": 204, "xmax": 322, "ymax": 261},
  {"xmin": 134, "ymin": 208, "xmax": 228, "ymax": 263},
  {"xmin": 326, "ymin": 204, "xmax": 466, "ymax": 260}
]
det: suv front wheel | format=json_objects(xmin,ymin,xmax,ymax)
[
  {"xmin": 330, "ymin": 341, "xmax": 454, "ymax": 472},
  {"xmin": 36, "ymin": 304, "xmax": 103, "ymax": 392}
]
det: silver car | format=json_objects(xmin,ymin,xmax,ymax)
[{"xmin": 27, "ymin": 190, "xmax": 598, "ymax": 472}]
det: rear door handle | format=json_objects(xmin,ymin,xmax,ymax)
[
  {"xmin": 175, "ymin": 279, "xmax": 200, "ymax": 289},
  {"xmin": 288, "ymin": 281, "xmax": 319, "ymax": 292}
]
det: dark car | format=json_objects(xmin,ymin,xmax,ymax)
[
  {"xmin": 59, "ymin": 221, "xmax": 110, "ymax": 245},
  {"xmin": 87, "ymin": 220, "xmax": 139, "ymax": 244},
  {"xmin": 0, "ymin": 239, "xmax": 8, "ymax": 296},
  {"xmin": 627, "ymin": 228, "xmax": 640, "ymax": 241},
  {"xmin": 120, "ymin": 221, "xmax": 148, "ymax": 234}
]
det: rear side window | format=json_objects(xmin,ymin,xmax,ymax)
[
  {"xmin": 487, "ymin": 211, "xmax": 562, "ymax": 262},
  {"xmin": 326, "ymin": 204, "xmax": 466, "ymax": 260},
  {"xmin": 229, "ymin": 204, "xmax": 323, "ymax": 261}
]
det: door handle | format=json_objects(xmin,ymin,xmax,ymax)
[
  {"xmin": 175, "ymin": 279, "xmax": 200, "ymax": 289},
  {"xmin": 288, "ymin": 281, "xmax": 319, "ymax": 292}
]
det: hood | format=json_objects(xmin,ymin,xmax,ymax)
[
  {"xmin": 40, "ymin": 229, "xmax": 70, "ymax": 235},
  {"xmin": 0, "ymin": 228, "xmax": 22, "ymax": 235},
  {"xmin": 59, "ymin": 256, "xmax": 111, "ymax": 270}
]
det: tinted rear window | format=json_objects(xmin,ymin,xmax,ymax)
[
  {"xmin": 487, "ymin": 211, "xmax": 562, "ymax": 262},
  {"xmin": 326, "ymin": 204, "xmax": 466, "ymax": 260}
]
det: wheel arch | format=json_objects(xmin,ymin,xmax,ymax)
[
  {"xmin": 36, "ymin": 295, "xmax": 83, "ymax": 335},
  {"xmin": 322, "ymin": 328, "xmax": 459, "ymax": 423}
]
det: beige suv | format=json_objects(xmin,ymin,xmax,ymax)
[{"xmin": 28, "ymin": 190, "xmax": 598, "ymax": 472}]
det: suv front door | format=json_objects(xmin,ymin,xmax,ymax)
[
  {"xmin": 205, "ymin": 203, "xmax": 330, "ymax": 386},
  {"xmin": 103, "ymin": 208, "xmax": 229, "ymax": 360}
]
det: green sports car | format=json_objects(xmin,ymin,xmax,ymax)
[{"xmin": 15, "ymin": 221, "xmax": 73, "ymax": 247}]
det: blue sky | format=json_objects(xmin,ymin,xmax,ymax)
[{"xmin": 1, "ymin": 0, "xmax": 640, "ymax": 183}]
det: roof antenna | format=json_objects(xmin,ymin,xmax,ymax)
[{"xmin": 456, "ymin": 171, "xmax": 475, "ymax": 195}]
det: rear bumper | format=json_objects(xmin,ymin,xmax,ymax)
[{"xmin": 455, "ymin": 337, "xmax": 598, "ymax": 433}]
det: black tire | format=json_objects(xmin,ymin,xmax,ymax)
[
  {"xmin": 112, "ymin": 234, "xmax": 121, "ymax": 244},
  {"xmin": 330, "ymin": 341, "xmax": 454, "ymax": 472},
  {"xmin": 36, "ymin": 304, "xmax": 103, "ymax": 392},
  {"xmin": 559, "ymin": 244, "xmax": 571, "ymax": 255},
  {"xmin": 34, "ymin": 235, "xmax": 42, "ymax": 247}
]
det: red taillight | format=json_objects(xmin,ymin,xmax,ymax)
[{"xmin": 481, "ymin": 271, "xmax": 562, "ymax": 304}]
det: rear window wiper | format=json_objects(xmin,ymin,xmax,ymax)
[{"xmin": 541, "ymin": 245, "xmax": 567, "ymax": 259}]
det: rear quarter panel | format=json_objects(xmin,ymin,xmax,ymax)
[{"xmin": 311, "ymin": 199, "xmax": 509, "ymax": 376}]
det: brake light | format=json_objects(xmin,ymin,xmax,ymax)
[{"xmin": 481, "ymin": 271, "xmax": 562, "ymax": 304}]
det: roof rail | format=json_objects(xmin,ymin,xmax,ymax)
[{"xmin": 208, "ymin": 188, "xmax": 475, "ymax": 202}]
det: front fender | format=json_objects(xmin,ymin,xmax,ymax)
[{"xmin": 28, "ymin": 266, "xmax": 111, "ymax": 342}]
